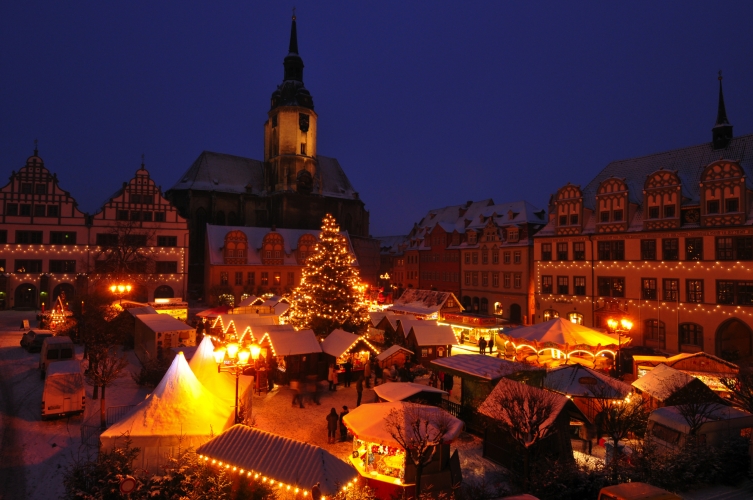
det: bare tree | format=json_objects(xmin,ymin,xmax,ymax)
[
  {"xmin": 592, "ymin": 387, "xmax": 648, "ymax": 482},
  {"xmin": 384, "ymin": 403, "xmax": 454, "ymax": 496},
  {"xmin": 720, "ymin": 369, "xmax": 753, "ymax": 414},
  {"xmin": 84, "ymin": 345, "xmax": 129, "ymax": 429},
  {"xmin": 665, "ymin": 378, "xmax": 725, "ymax": 437},
  {"xmin": 480, "ymin": 379, "xmax": 562, "ymax": 491},
  {"xmin": 87, "ymin": 220, "xmax": 158, "ymax": 291}
]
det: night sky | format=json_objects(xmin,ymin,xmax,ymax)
[{"xmin": 2, "ymin": 2, "xmax": 752, "ymax": 237}]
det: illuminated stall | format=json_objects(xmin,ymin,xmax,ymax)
[
  {"xmin": 439, "ymin": 312, "xmax": 504, "ymax": 347},
  {"xmin": 148, "ymin": 297, "xmax": 189, "ymax": 321},
  {"xmin": 321, "ymin": 329, "xmax": 380, "ymax": 379},
  {"xmin": 257, "ymin": 328, "xmax": 321, "ymax": 382},
  {"xmin": 343, "ymin": 402, "xmax": 464, "ymax": 498}
]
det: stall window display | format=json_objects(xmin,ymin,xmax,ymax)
[
  {"xmin": 351, "ymin": 439, "xmax": 406, "ymax": 485},
  {"xmin": 338, "ymin": 350, "xmax": 371, "ymax": 370}
]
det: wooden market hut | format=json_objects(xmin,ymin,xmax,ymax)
[
  {"xmin": 386, "ymin": 289, "xmax": 463, "ymax": 320},
  {"xmin": 632, "ymin": 351, "xmax": 738, "ymax": 393},
  {"xmin": 321, "ymin": 329, "xmax": 380, "ymax": 380},
  {"xmin": 375, "ymin": 345, "xmax": 414, "ymax": 369},
  {"xmin": 374, "ymin": 382, "xmax": 447, "ymax": 406},
  {"xmin": 395, "ymin": 317, "xmax": 426, "ymax": 340},
  {"xmin": 257, "ymin": 328, "xmax": 321, "ymax": 382},
  {"xmin": 477, "ymin": 378, "xmax": 587, "ymax": 472},
  {"xmin": 406, "ymin": 324, "xmax": 457, "ymax": 367},
  {"xmin": 369, "ymin": 311, "xmax": 400, "ymax": 346},
  {"xmin": 647, "ymin": 404, "xmax": 753, "ymax": 452},
  {"xmin": 134, "ymin": 314, "xmax": 196, "ymax": 364},
  {"xmin": 631, "ymin": 363, "xmax": 723, "ymax": 411}
]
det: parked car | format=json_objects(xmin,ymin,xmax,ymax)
[
  {"xmin": 20, "ymin": 329, "xmax": 55, "ymax": 352},
  {"xmin": 39, "ymin": 336, "xmax": 75, "ymax": 378}
]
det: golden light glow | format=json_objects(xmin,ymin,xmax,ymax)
[
  {"xmin": 237, "ymin": 349, "xmax": 251, "ymax": 365},
  {"xmin": 226, "ymin": 342, "xmax": 239, "ymax": 359},
  {"xmin": 250, "ymin": 342, "xmax": 262, "ymax": 361},
  {"xmin": 213, "ymin": 347, "xmax": 226, "ymax": 364}
]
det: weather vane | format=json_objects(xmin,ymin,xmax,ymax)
[{"xmin": 292, "ymin": 6, "xmax": 296, "ymax": 21}]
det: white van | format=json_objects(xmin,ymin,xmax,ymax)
[
  {"xmin": 42, "ymin": 359, "xmax": 85, "ymax": 419},
  {"xmin": 39, "ymin": 336, "xmax": 75, "ymax": 378}
]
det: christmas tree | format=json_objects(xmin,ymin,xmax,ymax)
[{"xmin": 288, "ymin": 214, "xmax": 369, "ymax": 337}]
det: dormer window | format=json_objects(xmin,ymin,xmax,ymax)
[
  {"xmin": 664, "ymin": 205, "xmax": 676, "ymax": 218},
  {"xmin": 559, "ymin": 215, "xmax": 567, "ymax": 226},
  {"xmin": 613, "ymin": 210, "xmax": 623, "ymax": 222},
  {"xmin": 726, "ymin": 198, "xmax": 739, "ymax": 213},
  {"xmin": 507, "ymin": 229, "xmax": 519, "ymax": 243},
  {"xmin": 223, "ymin": 230, "xmax": 248, "ymax": 265},
  {"xmin": 569, "ymin": 214, "xmax": 578, "ymax": 225},
  {"xmin": 600, "ymin": 211, "xmax": 610, "ymax": 223},
  {"xmin": 648, "ymin": 207, "xmax": 659, "ymax": 219},
  {"xmin": 707, "ymin": 200, "xmax": 720, "ymax": 214}
]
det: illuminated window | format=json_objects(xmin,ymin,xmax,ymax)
[
  {"xmin": 642, "ymin": 278, "xmax": 657, "ymax": 300},
  {"xmin": 687, "ymin": 280, "xmax": 703, "ymax": 303},
  {"xmin": 261, "ymin": 272, "xmax": 269, "ymax": 286},
  {"xmin": 541, "ymin": 276, "xmax": 553, "ymax": 294},
  {"xmin": 274, "ymin": 272, "xmax": 281, "ymax": 285},
  {"xmin": 574, "ymin": 276, "xmax": 586, "ymax": 295},
  {"xmin": 557, "ymin": 243, "xmax": 568, "ymax": 261},
  {"xmin": 557, "ymin": 276, "xmax": 568, "ymax": 295},
  {"xmin": 568, "ymin": 312, "xmax": 583, "ymax": 325},
  {"xmin": 685, "ymin": 238, "xmax": 703, "ymax": 261},
  {"xmin": 543, "ymin": 309, "xmax": 559, "ymax": 321},
  {"xmin": 220, "ymin": 272, "xmax": 228, "ymax": 285},
  {"xmin": 573, "ymin": 242, "xmax": 586, "ymax": 261}
]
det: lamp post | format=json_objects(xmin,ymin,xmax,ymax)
[
  {"xmin": 109, "ymin": 283, "xmax": 132, "ymax": 305},
  {"xmin": 214, "ymin": 341, "xmax": 261, "ymax": 424},
  {"xmin": 607, "ymin": 318, "xmax": 633, "ymax": 377}
]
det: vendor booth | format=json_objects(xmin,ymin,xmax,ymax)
[
  {"xmin": 134, "ymin": 314, "xmax": 196, "ymax": 365},
  {"xmin": 39, "ymin": 295, "xmax": 74, "ymax": 332},
  {"xmin": 321, "ymin": 329, "xmax": 380, "ymax": 379},
  {"xmin": 406, "ymin": 324, "xmax": 457, "ymax": 367},
  {"xmin": 375, "ymin": 345, "xmax": 414, "ymax": 369},
  {"xmin": 257, "ymin": 328, "xmax": 322, "ymax": 383},
  {"xmin": 439, "ymin": 312, "xmax": 504, "ymax": 347},
  {"xmin": 343, "ymin": 402, "xmax": 464, "ymax": 498},
  {"xmin": 374, "ymin": 382, "xmax": 447, "ymax": 405},
  {"xmin": 196, "ymin": 424, "xmax": 358, "ymax": 498},
  {"xmin": 632, "ymin": 351, "xmax": 738, "ymax": 393}
]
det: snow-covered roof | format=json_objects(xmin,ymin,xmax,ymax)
[
  {"xmin": 213, "ymin": 314, "xmax": 280, "ymax": 341},
  {"xmin": 632, "ymin": 364, "xmax": 695, "ymax": 401},
  {"xmin": 388, "ymin": 289, "xmax": 460, "ymax": 315},
  {"xmin": 205, "ymin": 225, "xmax": 358, "ymax": 267},
  {"xmin": 237, "ymin": 295, "xmax": 262, "ymax": 307},
  {"xmin": 506, "ymin": 318, "xmax": 623, "ymax": 347},
  {"xmin": 650, "ymin": 404, "xmax": 753, "ymax": 435},
  {"xmin": 409, "ymin": 324, "xmax": 457, "ymax": 346},
  {"xmin": 343, "ymin": 402, "xmax": 464, "ymax": 449},
  {"xmin": 46, "ymin": 359, "xmax": 82, "ymax": 377},
  {"xmin": 431, "ymin": 354, "xmax": 540, "ymax": 381},
  {"xmin": 374, "ymin": 382, "xmax": 447, "ymax": 402},
  {"xmin": 378, "ymin": 235, "xmax": 407, "ymax": 255},
  {"xmin": 396, "ymin": 317, "xmax": 426, "ymax": 335},
  {"xmin": 101, "ymin": 352, "xmax": 232, "ymax": 451},
  {"xmin": 169, "ymin": 151, "xmax": 360, "ymax": 200},
  {"xmin": 461, "ymin": 200, "xmax": 546, "ymax": 232},
  {"xmin": 321, "ymin": 329, "xmax": 377, "ymax": 357},
  {"xmin": 375, "ymin": 345, "xmax": 414, "ymax": 362},
  {"xmin": 478, "ymin": 378, "xmax": 570, "ymax": 432},
  {"xmin": 368, "ymin": 311, "xmax": 387, "ymax": 327},
  {"xmin": 189, "ymin": 337, "xmax": 252, "ymax": 404},
  {"xmin": 126, "ymin": 305, "xmax": 158, "ymax": 317},
  {"xmin": 135, "ymin": 314, "xmax": 193, "ymax": 333},
  {"xmin": 259, "ymin": 329, "xmax": 321, "ymax": 356},
  {"xmin": 545, "ymin": 364, "xmax": 631, "ymax": 399},
  {"xmin": 196, "ymin": 425, "xmax": 357, "ymax": 496}
]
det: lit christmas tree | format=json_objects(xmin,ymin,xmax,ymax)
[{"xmin": 288, "ymin": 214, "xmax": 369, "ymax": 337}]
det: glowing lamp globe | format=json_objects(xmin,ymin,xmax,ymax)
[
  {"xmin": 226, "ymin": 342, "xmax": 240, "ymax": 359},
  {"xmin": 607, "ymin": 319, "xmax": 618, "ymax": 330},
  {"xmin": 213, "ymin": 347, "xmax": 226, "ymax": 364},
  {"xmin": 250, "ymin": 343, "xmax": 262, "ymax": 361},
  {"xmin": 621, "ymin": 319, "xmax": 633, "ymax": 331},
  {"xmin": 237, "ymin": 349, "xmax": 251, "ymax": 365}
]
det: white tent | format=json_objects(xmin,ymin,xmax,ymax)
[
  {"xmin": 189, "ymin": 336, "xmax": 253, "ymax": 405},
  {"xmin": 374, "ymin": 382, "xmax": 447, "ymax": 402},
  {"xmin": 100, "ymin": 352, "xmax": 233, "ymax": 468},
  {"xmin": 506, "ymin": 318, "xmax": 624, "ymax": 347}
]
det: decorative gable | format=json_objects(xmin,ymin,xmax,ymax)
[
  {"xmin": 643, "ymin": 169, "xmax": 681, "ymax": 230},
  {"xmin": 554, "ymin": 183, "xmax": 584, "ymax": 235},
  {"xmin": 596, "ymin": 177, "xmax": 629, "ymax": 233},
  {"xmin": 261, "ymin": 232, "xmax": 285, "ymax": 265},
  {"xmin": 700, "ymin": 160, "xmax": 747, "ymax": 227},
  {"xmin": 223, "ymin": 230, "xmax": 248, "ymax": 265}
]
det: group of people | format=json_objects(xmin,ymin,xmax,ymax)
[
  {"xmin": 478, "ymin": 336, "xmax": 495, "ymax": 355},
  {"xmin": 325, "ymin": 406, "xmax": 350, "ymax": 444}
]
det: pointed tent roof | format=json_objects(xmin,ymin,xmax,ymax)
[
  {"xmin": 506, "ymin": 318, "xmax": 624, "ymax": 348},
  {"xmin": 196, "ymin": 425, "xmax": 357, "ymax": 496},
  {"xmin": 101, "ymin": 352, "xmax": 232, "ymax": 451},
  {"xmin": 189, "ymin": 337, "xmax": 252, "ymax": 403}
]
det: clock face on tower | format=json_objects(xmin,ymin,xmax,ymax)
[{"xmin": 299, "ymin": 113, "xmax": 309, "ymax": 132}]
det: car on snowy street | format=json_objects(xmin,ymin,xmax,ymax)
[{"xmin": 20, "ymin": 329, "xmax": 54, "ymax": 353}]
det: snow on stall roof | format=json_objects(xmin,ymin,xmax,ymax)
[
  {"xmin": 650, "ymin": 404, "xmax": 753, "ymax": 434},
  {"xmin": 375, "ymin": 345, "xmax": 414, "ymax": 362},
  {"xmin": 237, "ymin": 295, "xmax": 262, "ymax": 307},
  {"xmin": 195, "ymin": 424, "xmax": 357, "ymax": 496},
  {"xmin": 343, "ymin": 402, "xmax": 464, "ymax": 449},
  {"xmin": 545, "ymin": 364, "xmax": 631, "ymax": 399},
  {"xmin": 188, "ymin": 337, "xmax": 250, "ymax": 404},
  {"xmin": 431, "ymin": 354, "xmax": 539, "ymax": 381},
  {"xmin": 215, "ymin": 314, "xmax": 280, "ymax": 341},
  {"xmin": 632, "ymin": 364, "xmax": 695, "ymax": 401},
  {"xmin": 409, "ymin": 324, "xmax": 457, "ymax": 346},
  {"xmin": 135, "ymin": 314, "xmax": 193, "ymax": 332},
  {"xmin": 259, "ymin": 329, "xmax": 321, "ymax": 356},
  {"xmin": 388, "ymin": 289, "xmax": 459, "ymax": 315},
  {"xmin": 368, "ymin": 311, "xmax": 386, "ymax": 327},
  {"xmin": 478, "ymin": 378, "xmax": 569, "ymax": 432},
  {"xmin": 126, "ymin": 305, "xmax": 158, "ymax": 317},
  {"xmin": 374, "ymin": 382, "xmax": 447, "ymax": 402},
  {"xmin": 321, "ymin": 329, "xmax": 364, "ymax": 357}
]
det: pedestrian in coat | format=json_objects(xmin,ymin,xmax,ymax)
[
  {"xmin": 356, "ymin": 376, "xmax": 364, "ymax": 407},
  {"xmin": 443, "ymin": 372, "xmax": 454, "ymax": 396},
  {"xmin": 311, "ymin": 482, "xmax": 322, "ymax": 500},
  {"xmin": 328, "ymin": 364, "xmax": 335, "ymax": 391},
  {"xmin": 488, "ymin": 336, "xmax": 494, "ymax": 354},
  {"xmin": 326, "ymin": 408, "xmax": 338, "ymax": 444},
  {"xmin": 343, "ymin": 360, "xmax": 353, "ymax": 387},
  {"xmin": 364, "ymin": 360, "xmax": 372, "ymax": 388},
  {"xmin": 339, "ymin": 406, "xmax": 349, "ymax": 442},
  {"xmin": 374, "ymin": 363, "xmax": 383, "ymax": 386},
  {"xmin": 479, "ymin": 337, "xmax": 487, "ymax": 355},
  {"xmin": 291, "ymin": 379, "xmax": 304, "ymax": 408}
]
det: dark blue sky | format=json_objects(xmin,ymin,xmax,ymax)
[{"xmin": 2, "ymin": 2, "xmax": 752, "ymax": 236}]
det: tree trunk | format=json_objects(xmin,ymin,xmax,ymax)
[
  {"xmin": 100, "ymin": 385, "xmax": 106, "ymax": 430},
  {"xmin": 415, "ymin": 463, "xmax": 423, "ymax": 499},
  {"xmin": 611, "ymin": 436, "xmax": 619, "ymax": 483},
  {"xmin": 92, "ymin": 385, "xmax": 99, "ymax": 400},
  {"xmin": 523, "ymin": 448, "xmax": 530, "ymax": 492}
]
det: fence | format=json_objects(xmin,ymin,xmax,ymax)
[
  {"xmin": 80, "ymin": 405, "xmax": 136, "ymax": 449},
  {"xmin": 440, "ymin": 399, "xmax": 484, "ymax": 436}
]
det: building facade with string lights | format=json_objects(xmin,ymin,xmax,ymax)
[
  {"xmin": 0, "ymin": 150, "xmax": 188, "ymax": 309},
  {"xmin": 533, "ymin": 76, "xmax": 753, "ymax": 359}
]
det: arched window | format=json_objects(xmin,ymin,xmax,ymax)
[
  {"xmin": 494, "ymin": 302, "xmax": 503, "ymax": 315},
  {"xmin": 680, "ymin": 323, "xmax": 703, "ymax": 350},
  {"xmin": 262, "ymin": 232, "xmax": 284, "ymax": 264},
  {"xmin": 472, "ymin": 297, "xmax": 480, "ymax": 312},
  {"xmin": 462, "ymin": 296, "xmax": 472, "ymax": 310},
  {"xmin": 297, "ymin": 234, "xmax": 317, "ymax": 264},
  {"xmin": 154, "ymin": 285, "xmax": 174, "ymax": 299},
  {"xmin": 568, "ymin": 312, "xmax": 583, "ymax": 325},
  {"xmin": 543, "ymin": 309, "xmax": 559, "ymax": 321},
  {"xmin": 223, "ymin": 230, "xmax": 248, "ymax": 264}
]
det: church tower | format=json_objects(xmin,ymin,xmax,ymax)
[
  {"xmin": 264, "ymin": 14, "xmax": 319, "ymax": 194},
  {"xmin": 712, "ymin": 71, "xmax": 733, "ymax": 150}
]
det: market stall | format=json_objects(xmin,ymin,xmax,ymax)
[
  {"xmin": 321, "ymin": 329, "xmax": 380, "ymax": 380},
  {"xmin": 342, "ymin": 401, "xmax": 464, "ymax": 498},
  {"xmin": 374, "ymin": 382, "xmax": 447, "ymax": 405},
  {"xmin": 375, "ymin": 345, "xmax": 414, "ymax": 369},
  {"xmin": 257, "ymin": 328, "xmax": 321, "ymax": 382}
]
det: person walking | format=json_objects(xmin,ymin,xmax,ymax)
[
  {"xmin": 479, "ymin": 337, "xmax": 487, "ymax": 355},
  {"xmin": 488, "ymin": 335, "xmax": 494, "ymax": 355},
  {"xmin": 326, "ymin": 408, "xmax": 338, "ymax": 444},
  {"xmin": 291, "ymin": 379, "xmax": 304, "ymax": 408},
  {"xmin": 343, "ymin": 359, "xmax": 353, "ymax": 387},
  {"xmin": 311, "ymin": 482, "xmax": 322, "ymax": 500},
  {"xmin": 356, "ymin": 376, "xmax": 363, "ymax": 407},
  {"xmin": 307, "ymin": 374, "xmax": 321, "ymax": 405},
  {"xmin": 339, "ymin": 406, "xmax": 350, "ymax": 442},
  {"xmin": 328, "ymin": 364, "xmax": 335, "ymax": 391},
  {"xmin": 364, "ymin": 360, "xmax": 372, "ymax": 388},
  {"xmin": 374, "ymin": 363, "xmax": 383, "ymax": 386},
  {"xmin": 443, "ymin": 372, "xmax": 454, "ymax": 397}
]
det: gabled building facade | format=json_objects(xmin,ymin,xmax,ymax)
[{"xmin": 534, "ymin": 76, "xmax": 753, "ymax": 359}]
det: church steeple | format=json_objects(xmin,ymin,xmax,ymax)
[
  {"xmin": 712, "ymin": 71, "xmax": 733, "ymax": 150},
  {"xmin": 270, "ymin": 13, "xmax": 313, "ymax": 110}
]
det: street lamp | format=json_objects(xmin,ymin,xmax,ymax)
[
  {"xmin": 109, "ymin": 283, "xmax": 132, "ymax": 305},
  {"xmin": 214, "ymin": 341, "xmax": 262, "ymax": 424},
  {"xmin": 607, "ymin": 318, "xmax": 633, "ymax": 377}
]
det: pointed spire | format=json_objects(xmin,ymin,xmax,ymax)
[
  {"xmin": 141, "ymin": 153, "xmax": 145, "ymax": 168},
  {"xmin": 712, "ymin": 71, "xmax": 734, "ymax": 150},
  {"xmin": 34, "ymin": 139, "xmax": 38, "ymax": 156},
  {"xmin": 289, "ymin": 8, "xmax": 298, "ymax": 54}
]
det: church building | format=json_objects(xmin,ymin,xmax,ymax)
[{"xmin": 167, "ymin": 16, "xmax": 377, "ymax": 296}]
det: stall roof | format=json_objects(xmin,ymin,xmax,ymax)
[
  {"xmin": 632, "ymin": 364, "xmax": 695, "ymax": 401},
  {"xmin": 544, "ymin": 364, "xmax": 631, "ymax": 399},
  {"xmin": 478, "ymin": 378, "xmax": 572, "ymax": 432},
  {"xmin": 260, "ymin": 329, "xmax": 321, "ymax": 356},
  {"xmin": 409, "ymin": 324, "xmax": 457, "ymax": 346},
  {"xmin": 135, "ymin": 314, "xmax": 194, "ymax": 332},
  {"xmin": 196, "ymin": 425, "xmax": 357, "ymax": 496},
  {"xmin": 650, "ymin": 404, "xmax": 753, "ymax": 435},
  {"xmin": 374, "ymin": 382, "xmax": 447, "ymax": 402},
  {"xmin": 505, "ymin": 318, "xmax": 624, "ymax": 347},
  {"xmin": 46, "ymin": 359, "xmax": 82, "ymax": 376},
  {"xmin": 236, "ymin": 295, "xmax": 262, "ymax": 307},
  {"xmin": 431, "ymin": 354, "xmax": 541, "ymax": 381},
  {"xmin": 387, "ymin": 289, "xmax": 462, "ymax": 316},
  {"xmin": 375, "ymin": 345, "xmax": 414, "ymax": 362},
  {"xmin": 397, "ymin": 318, "xmax": 425, "ymax": 336},
  {"xmin": 321, "ymin": 329, "xmax": 378, "ymax": 358},
  {"xmin": 196, "ymin": 306, "xmax": 231, "ymax": 318},
  {"xmin": 343, "ymin": 402, "xmax": 464, "ymax": 449},
  {"xmin": 126, "ymin": 305, "xmax": 158, "ymax": 317}
]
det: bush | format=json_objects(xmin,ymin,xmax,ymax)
[{"xmin": 131, "ymin": 357, "xmax": 172, "ymax": 387}]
